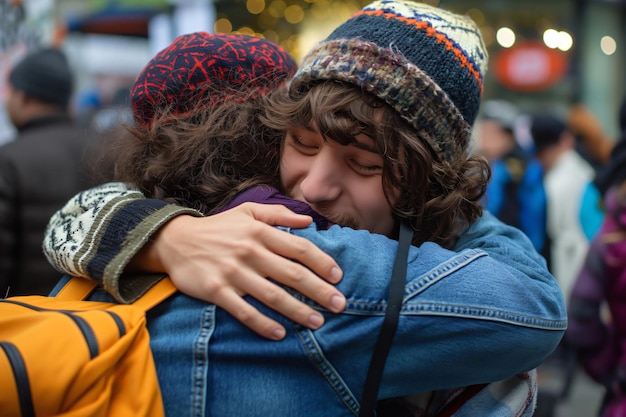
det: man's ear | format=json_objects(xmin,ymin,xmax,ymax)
[{"xmin": 12, "ymin": 89, "xmax": 30, "ymax": 107}]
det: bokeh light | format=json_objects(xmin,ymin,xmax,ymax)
[
  {"xmin": 601, "ymin": 35, "xmax": 617, "ymax": 55},
  {"xmin": 496, "ymin": 27, "xmax": 516, "ymax": 48},
  {"xmin": 246, "ymin": 0, "xmax": 265, "ymax": 15}
]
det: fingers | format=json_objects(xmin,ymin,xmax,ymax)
[
  {"xmin": 254, "ymin": 245, "xmax": 346, "ymax": 314},
  {"xmin": 171, "ymin": 269, "xmax": 294, "ymax": 341},
  {"xmin": 241, "ymin": 203, "xmax": 346, "ymax": 313},
  {"xmin": 274, "ymin": 232, "xmax": 343, "ymax": 284},
  {"xmin": 245, "ymin": 204, "xmax": 344, "ymax": 282},
  {"xmin": 214, "ymin": 288, "xmax": 288, "ymax": 341},
  {"xmin": 242, "ymin": 202, "xmax": 315, "ymax": 229},
  {"xmin": 199, "ymin": 270, "xmax": 329, "ymax": 341},
  {"xmin": 229, "ymin": 269, "xmax": 330, "ymax": 332}
]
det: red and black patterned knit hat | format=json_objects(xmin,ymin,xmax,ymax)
[
  {"xmin": 291, "ymin": 0, "xmax": 489, "ymax": 163},
  {"xmin": 131, "ymin": 32, "xmax": 297, "ymax": 128}
]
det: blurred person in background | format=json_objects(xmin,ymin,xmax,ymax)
[
  {"xmin": 530, "ymin": 112, "xmax": 595, "ymax": 305},
  {"xmin": 592, "ymin": 99, "xmax": 626, "ymax": 201},
  {"xmin": 0, "ymin": 47, "xmax": 99, "ymax": 296},
  {"xmin": 475, "ymin": 99, "xmax": 549, "ymax": 263},
  {"xmin": 530, "ymin": 111, "xmax": 598, "ymax": 416},
  {"xmin": 567, "ymin": 95, "xmax": 626, "ymax": 417},
  {"xmin": 568, "ymin": 104, "xmax": 615, "ymax": 172},
  {"xmin": 567, "ymin": 104, "xmax": 619, "ymax": 241}
]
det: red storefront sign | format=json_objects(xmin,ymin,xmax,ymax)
[{"xmin": 492, "ymin": 41, "xmax": 569, "ymax": 91}]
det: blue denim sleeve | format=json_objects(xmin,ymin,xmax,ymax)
[
  {"xmin": 291, "ymin": 222, "xmax": 566, "ymax": 396},
  {"xmin": 454, "ymin": 211, "xmax": 552, "ymax": 287}
]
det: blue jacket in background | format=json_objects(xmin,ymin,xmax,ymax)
[{"xmin": 485, "ymin": 151, "xmax": 548, "ymax": 256}]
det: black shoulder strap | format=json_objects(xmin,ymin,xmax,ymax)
[{"xmin": 358, "ymin": 222, "xmax": 413, "ymax": 417}]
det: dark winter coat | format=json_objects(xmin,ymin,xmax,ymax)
[{"xmin": 0, "ymin": 114, "xmax": 98, "ymax": 296}]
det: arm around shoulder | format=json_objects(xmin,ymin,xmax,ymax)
[
  {"xmin": 43, "ymin": 181, "xmax": 200, "ymax": 301},
  {"xmin": 295, "ymin": 224, "xmax": 566, "ymax": 394}
]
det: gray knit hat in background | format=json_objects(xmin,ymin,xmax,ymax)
[
  {"xmin": 290, "ymin": 0, "xmax": 489, "ymax": 163},
  {"xmin": 8, "ymin": 47, "xmax": 74, "ymax": 107}
]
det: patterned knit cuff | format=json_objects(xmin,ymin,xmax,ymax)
[{"xmin": 85, "ymin": 199, "xmax": 200, "ymax": 302}]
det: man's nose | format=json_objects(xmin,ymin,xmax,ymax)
[{"xmin": 299, "ymin": 150, "xmax": 342, "ymax": 204}]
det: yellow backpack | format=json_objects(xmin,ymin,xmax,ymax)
[{"xmin": 0, "ymin": 276, "xmax": 176, "ymax": 417}]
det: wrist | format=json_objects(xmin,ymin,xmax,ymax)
[{"xmin": 128, "ymin": 215, "xmax": 193, "ymax": 273}]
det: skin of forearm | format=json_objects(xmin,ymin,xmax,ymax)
[{"xmin": 125, "ymin": 216, "xmax": 186, "ymax": 273}]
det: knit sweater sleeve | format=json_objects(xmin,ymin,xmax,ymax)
[{"xmin": 43, "ymin": 182, "xmax": 201, "ymax": 302}]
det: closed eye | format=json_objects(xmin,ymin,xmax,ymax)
[
  {"xmin": 292, "ymin": 135, "xmax": 318, "ymax": 149},
  {"xmin": 352, "ymin": 160, "xmax": 382, "ymax": 175}
]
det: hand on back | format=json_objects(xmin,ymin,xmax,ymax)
[{"xmin": 139, "ymin": 203, "xmax": 346, "ymax": 340}]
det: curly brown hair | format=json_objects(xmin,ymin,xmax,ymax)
[
  {"xmin": 262, "ymin": 82, "xmax": 491, "ymax": 247},
  {"xmin": 109, "ymin": 90, "xmax": 283, "ymax": 214}
]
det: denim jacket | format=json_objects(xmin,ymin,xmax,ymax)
[{"xmin": 46, "ymin": 183, "xmax": 566, "ymax": 416}]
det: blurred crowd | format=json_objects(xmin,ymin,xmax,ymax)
[{"xmin": 474, "ymin": 95, "xmax": 626, "ymax": 417}]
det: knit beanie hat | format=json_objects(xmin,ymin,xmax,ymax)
[
  {"xmin": 8, "ymin": 47, "xmax": 73, "ymax": 107},
  {"xmin": 131, "ymin": 32, "xmax": 297, "ymax": 128},
  {"xmin": 290, "ymin": 0, "xmax": 488, "ymax": 163}
]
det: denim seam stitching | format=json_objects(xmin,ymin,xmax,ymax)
[
  {"xmin": 191, "ymin": 305, "xmax": 215, "ymax": 417},
  {"xmin": 295, "ymin": 326, "xmax": 359, "ymax": 415}
]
